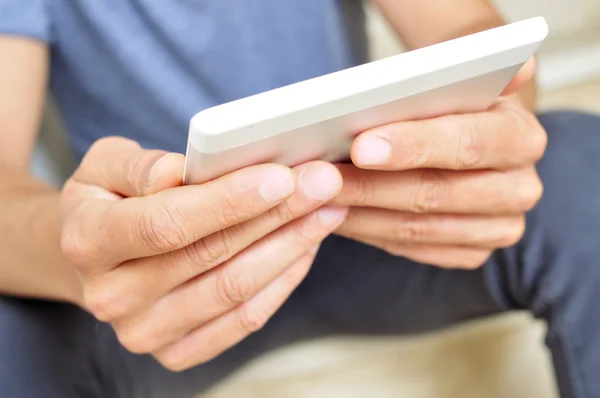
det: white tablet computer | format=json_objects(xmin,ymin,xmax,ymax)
[{"xmin": 184, "ymin": 17, "xmax": 548, "ymax": 185}]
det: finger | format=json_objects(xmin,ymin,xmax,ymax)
[
  {"xmin": 60, "ymin": 178, "xmax": 119, "ymax": 221},
  {"xmin": 73, "ymin": 137, "xmax": 185, "ymax": 197},
  {"xmin": 358, "ymin": 238, "xmax": 492, "ymax": 270},
  {"xmin": 61, "ymin": 162, "xmax": 298, "ymax": 272},
  {"xmin": 350, "ymin": 98, "xmax": 546, "ymax": 171},
  {"xmin": 501, "ymin": 56, "xmax": 536, "ymax": 96},
  {"xmin": 84, "ymin": 162, "xmax": 343, "ymax": 321},
  {"xmin": 332, "ymin": 165, "xmax": 543, "ymax": 214},
  {"xmin": 112, "ymin": 206, "xmax": 347, "ymax": 354},
  {"xmin": 337, "ymin": 208, "xmax": 525, "ymax": 248},
  {"xmin": 152, "ymin": 251, "xmax": 315, "ymax": 371}
]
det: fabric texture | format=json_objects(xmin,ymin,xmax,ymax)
[
  {"xmin": 2, "ymin": 111, "xmax": 600, "ymax": 398},
  {"xmin": 0, "ymin": 0, "xmax": 53, "ymax": 41},
  {"xmin": 0, "ymin": 0, "xmax": 367, "ymax": 158},
  {"xmin": 1, "ymin": 2, "xmax": 600, "ymax": 397}
]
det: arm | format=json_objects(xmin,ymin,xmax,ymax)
[
  {"xmin": 0, "ymin": 38, "xmax": 347, "ymax": 371},
  {"xmin": 0, "ymin": 37, "xmax": 83, "ymax": 305},
  {"xmin": 371, "ymin": 0, "xmax": 537, "ymax": 109}
]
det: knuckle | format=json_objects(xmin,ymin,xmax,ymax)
[
  {"xmin": 529, "ymin": 124, "xmax": 548, "ymax": 163},
  {"xmin": 60, "ymin": 179, "xmax": 79, "ymax": 200},
  {"xmin": 398, "ymin": 215, "xmax": 428, "ymax": 242},
  {"xmin": 268, "ymin": 199, "xmax": 296, "ymax": 224},
  {"xmin": 116, "ymin": 327, "xmax": 156, "ymax": 355},
  {"xmin": 215, "ymin": 267, "xmax": 256, "ymax": 307},
  {"xmin": 411, "ymin": 169, "xmax": 449, "ymax": 213},
  {"xmin": 123, "ymin": 149, "xmax": 169, "ymax": 196},
  {"xmin": 215, "ymin": 194, "xmax": 249, "ymax": 227},
  {"xmin": 238, "ymin": 304, "xmax": 269, "ymax": 334},
  {"xmin": 60, "ymin": 231, "xmax": 88, "ymax": 267},
  {"xmin": 508, "ymin": 106, "xmax": 548, "ymax": 164},
  {"xmin": 155, "ymin": 352, "xmax": 189, "ymax": 372},
  {"xmin": 455, "ymin": 120, "xmax": 485, "ymax": 169},
  {"xmin": 350, "ymin": 173, "xmax": 377, "ymax": 206},
  {"xmin": 84, "ymin": 286, "xmax": 127, "ymax": 323},
  {"xmin": 60, "ymin": 224, "xmax": 97, "ymax": 271},
  {"xmin": 125, "ymin": 153, "xmax": 147, "ymax": 195},
  {"xmin": 186, "ymin": 231, "xmax": 230, "ymax": 269},
  {"xmin": 516, "ymin": 110, "xmax": 548, "ymax": 162},
  {"xmin": 398, "ymin": 129, "xmax": 431, "ymax": 169},
  {"xmin": 137, "ymin": 204, "xmax": 188, "ymax": 251},
  {"xmin": 60, "ymin": 203, "xmax": 114, "ymax": 272},
  {"xmin": 117, "ymin": 333, "xmax": 152, "ymax": 355},
  {"xmin": 498, "ymin": 217, "xmax": 526, "ymax": 247},
  {"xmin": 514, "ymin": 170, "xmax": 544, "ymax": 212}
]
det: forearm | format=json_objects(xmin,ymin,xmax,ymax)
[{"xmin": 0, "ymin": 165, "xmax": 83, "ymax": 305}]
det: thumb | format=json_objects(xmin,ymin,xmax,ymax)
[
  {"xmin": 501, "ymin": 56, "xmax": 536, "ymax": 97},
  {"xmin": 72, "ymin": 137, "xmax": 185, "ymax": 198}
]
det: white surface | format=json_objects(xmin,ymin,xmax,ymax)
[
  {"xmin": 185, "ymin": 17, "xmax": 547, "ymax": 184},
  {"xmin": 190, "ymin": 17, "xmax": 547, "ymax": 139},
  {"xmin": 205, "ymin": 314, "xmax": 558, "ymax": 398}
]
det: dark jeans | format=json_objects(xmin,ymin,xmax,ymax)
[{"xmin": 2, "ymin": 111, "xmax": 600, "ymax": 398}]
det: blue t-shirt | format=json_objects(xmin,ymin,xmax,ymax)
[{"xmin": 0, "ymin": 0, "xmax": 368, "ymax": 159}]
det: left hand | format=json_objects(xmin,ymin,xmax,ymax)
[{"xmin": 330, "ymin": 59, "xmax": 547, "ymax": 269}]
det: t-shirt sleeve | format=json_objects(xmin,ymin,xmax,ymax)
[{"xmin": 0, "ymin": 0, "xmax": 53, "ymax": 42}]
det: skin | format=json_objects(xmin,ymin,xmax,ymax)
[
  {"xmin": 0, "ymin": 0, "xmax": 546, "ymax": 371},
  {"xmin": 331, "ymin": 1, "xmax": 545, "ymax": 268},
  {"xmin": 61, "ymin": 139, "xmax": 348, "ymax": 369}
]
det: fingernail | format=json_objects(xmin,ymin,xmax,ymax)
[
  {"xmin": 354, "ymin": 136, "xmax": 391, "ymax": 166},
  {"xmin": 299, "ymin": 166, "xmax": 342, "ymax": 201},
  {"xmin": 316, "ymin": 206, "xmax": 348, "ymax": 226},
  {"xmin": 259, "ymin": 168, "xmax": 296, "ymax": 202},
  {"xmin": 148, "ymin": 153, "xmax": 184, "ymax": 193}
]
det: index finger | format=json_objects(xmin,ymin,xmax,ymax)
[
  {"xmin": 73, "ymin": 136, "xmax": 185, "ymax": 197},
  {"xmin": 350, "ymin": 97, "xmax": 547, "ymax": 171},
  {"xmin": 501, "ymin": 57, "xmax": 536, "ymax": 97},
  {"xmin": 62, "ymin": 163, "xmax": 298, "ymax": 272}
]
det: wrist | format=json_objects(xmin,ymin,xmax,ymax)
[{"xmin": 0, "ymin": 177, "xmax": 85, "ymax": 308}]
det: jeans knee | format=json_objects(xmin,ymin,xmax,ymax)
[
  {"xmin": 533, "ymin": 110, "xmax": 600, "ymax": 238},
  {"xmin": 502, "ymin": 110, "xmax": 600, "ymax": 318},
  {"xmin": 538, "ymin": 109, "xmax": 600, "ymax": 133},
  {"xmin": 538, "ymin": 110, "xmax": 600, "ymax": 173},
  {"xmin": 0, "ymin": 296, "xmax": 102, "ymax": 397}
]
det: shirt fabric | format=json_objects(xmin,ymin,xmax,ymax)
[{"xmin": 0, "ymin": 0, "xmax": 368, "ymax": 159}]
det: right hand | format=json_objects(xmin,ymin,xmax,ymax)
[{"xmin": 59, "ymin": 137, "xmax": 347, "ymax": 371}]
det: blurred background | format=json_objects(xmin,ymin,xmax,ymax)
[
  {"xmin": 197, "ymin": 2, "xmax": 600, "ymax": 397},
  {"xmin": 33, "ymin": 2, "xmax": 600, "ymax": 397},
  {"xmin": 368, "ymin": 0, "xmax": 600, "ymax": 113}
]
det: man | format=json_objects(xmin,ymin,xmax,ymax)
[{"xmin": 0, "ymin": 1, "xmax": 598, "ymax": 397}]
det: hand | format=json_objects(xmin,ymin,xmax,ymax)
[
  {"xmin": 60, "ymin": 137, "xmax": 346, "ymax": 371},
  {"xmin": 331, "ymin": 59, "xmax": 546, "ymax": 269}
]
